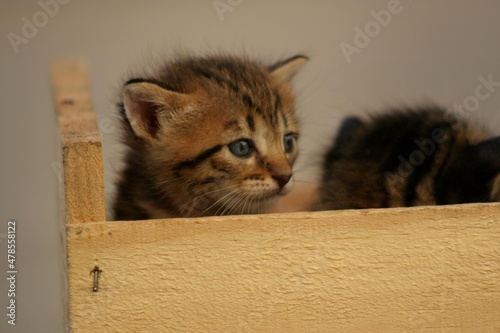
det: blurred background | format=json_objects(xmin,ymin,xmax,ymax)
[{"xmin": 1, "ymin": 1, "xmax": 500, "ymax": 331}]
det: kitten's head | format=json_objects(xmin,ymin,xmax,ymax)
[
  {"xmin": 120, "ymin": 54, "xmax": 307, "ymax": 217},
  {"xmin": 439, "ymin": 135, "xmax": 500, "ymax": 203}
]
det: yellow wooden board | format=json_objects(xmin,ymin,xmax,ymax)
[
  {"xmin": 67, "ymin": 204, "xmax": 500, "ymax": 332},
  {"xmin": 52, "ymin": 58, "xmax": 105, "ymax": 224}
]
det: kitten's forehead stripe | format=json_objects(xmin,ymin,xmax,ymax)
[
  {"xmin": 246, "ymin": 115, "xmax": 255, "ymax": 132},
  {"xmin": 224, "ymin": 120, "xmax": 240, "ymax": 131},
  {"xmin": 197, "ymin": 68, "xmax": 225, "ymax": 87},
  {"xmin": 282, "ymin": 113, "xmax": 288, "ymax": 127},
  {"xmin": 274, "ymin": 90, "xmax": 282, "ymax": 114},
  {"xmin": 242, "ymin": 94, "xmax": 256, "ymax": 110},
  {"xmin": 192, "ymin": 57, "xmax": 294, "ymax": 133},
  {"xmin": 190, "ymin": 57, "xmax": 287, "ymax": 128},
  {"xmin": 196, "ymin": 65, "xmax": 241, "ymax": 95}
]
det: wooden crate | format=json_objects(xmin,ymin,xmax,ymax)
[{"xmin": 53, "ymin": 59, "xmax": 500, "ymax": 333}]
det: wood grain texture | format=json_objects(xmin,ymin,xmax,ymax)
[
  {"xmin": 52, "ymin": 59, "xmax": 105, "ymax": 224},
  {"xmin": 67, "ymin": 203, "xmax": 500, "ymax": 333}
]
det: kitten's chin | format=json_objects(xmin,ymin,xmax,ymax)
[{"xmin": 278, "ymin": 185, "xmax": 292, "ymax": 196}]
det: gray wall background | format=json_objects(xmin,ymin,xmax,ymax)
[{"xmin": 1, "ymin": 1, "xmax": 500, "ymax": 332}]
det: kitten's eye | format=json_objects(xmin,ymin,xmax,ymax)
[
  {"xmin": 228, "ymin": 139, "xmax": 253, "ymax": 157},
  {"xmin": 284, "ymin": 133, "xmax": 296, "ymax": 153}
]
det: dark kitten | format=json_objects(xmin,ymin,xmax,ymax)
[
  {"xmin": 113, "ymin": 54, "xmax": 308, "ymax": 220},
  {"xmin": 315, "ymin": 106, "xmax": 500, "ymax": 210}
]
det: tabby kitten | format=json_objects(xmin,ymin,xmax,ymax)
[
  {"xmin": 315, "ymin": 107, "xmax": 500, "ymax": 210},
  {"xmin": 113, "ymin": 54, "xmax": 308, "ymax": 220}
]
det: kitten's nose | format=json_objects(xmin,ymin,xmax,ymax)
[{"xmin": 272, "ymin": 174, "xmax": 292, "ymax": 189}]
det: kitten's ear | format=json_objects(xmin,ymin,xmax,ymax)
[
  {"xmin": 122, "ymin": 81, "xmax": 190, "ymax": 142},
  {"xmin": 334, "ymin": 116, "xmax": 364, "ymax": 147},
  {"xmin": 323, "ymin": 116, "xmax": 364, "ymax": 163},
  {"xmin": 269, "ymin": 55, "xmax": 308, "ymax": 82}
]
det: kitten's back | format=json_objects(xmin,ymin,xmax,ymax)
[{"xmin": 316, "ymin": 107, "xmax": 500, "ymax": 210}]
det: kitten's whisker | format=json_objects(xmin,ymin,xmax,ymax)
[
  {"xmin": 248, "ymin": 197, "xmax": 256, "ymax": 215},
  {"xmin": 242, "ymin": 195, "xmax": 254, "ymax": 215},
  {"xmin": 241, "ymin": 194, "xmax": 254, "ymax": 215},
  {"xmin": 224, "ymin": 192, "xmax": 243, "ymax": 216},
  {"xmin": 215, "ymin": 190, "xmax": 241, "ymax": 216},
  {"xmin": 292, "ymin": 179, "xmax": 318, "ymax": 185},
  {"xmin": 225, "ymin": 192, "xmax": 246, "ymax": 216},
  {"xmin": 243, "ymin": 197, "xmax": 250, "ymax": 215},
  {"xmin": 181, "ymin": 184, "xmax": 240, "ymax": 211},
  {"xmin": 201, "ymin": 188, "xmax": 240, "ymax": 216}
]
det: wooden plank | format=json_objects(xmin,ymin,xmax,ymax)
[
  {"xmin": 52, "ymin": 59, "xmax": 105, "ymax": 224},
  {"xmin": 67, "ymin": 203, "xmax": 500, "ymax": 333}
]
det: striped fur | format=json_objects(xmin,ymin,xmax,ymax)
[
  {"xmin": 113, "ymin": 54, "xmax": 307, "ymax": 220},
  {"xmin": 315, "ymin": 107, "xmax": 500, "ymax": 210}
]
